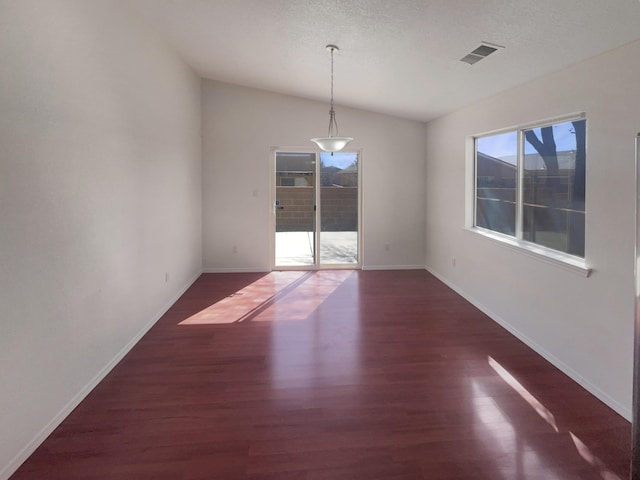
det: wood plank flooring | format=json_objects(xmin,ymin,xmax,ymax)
[{"xmin": 11, "ymin": 270, "xmax": 631, "ymax": 479}]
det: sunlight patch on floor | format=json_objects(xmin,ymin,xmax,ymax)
[
  {"xmin": 488, "ymin": 356, "xmax": 621, "ymax": 480},
  {"xmin": 179, "ymin": 271, "xmax": 307, "ymax": 325},
  {"xmin": 488, "ymin": 356, "xmax": 558, "ymax": 432},
  {"xmin": 179, "ymin": 270, "xmax": 354, "ymax": 325}
]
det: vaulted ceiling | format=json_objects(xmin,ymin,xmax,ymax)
[{"xmin": 129, "ymin": 0, "xmax": 640, "ymax": 122}]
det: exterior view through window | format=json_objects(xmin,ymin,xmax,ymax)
[
  {"xmin": 274, "ymin": 150, "xmax": 359, "ymax": 267},
  {"xmin": 475, "ymin": 117, "xmax": 586, "ymax": 257}
]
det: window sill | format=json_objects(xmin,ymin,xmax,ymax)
[{"xmin": 466, "ymin": 227, "xmax": 592, "ymax": 277}]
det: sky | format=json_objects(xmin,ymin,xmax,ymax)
[
  {"xmin": 477, "ymin": 120, "xmax": 581, "ymax": 163},
  {"xmin": 321, "ymin": 151, "xmax": 358, "ymax": 169}
]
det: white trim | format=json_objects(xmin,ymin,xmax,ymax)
[
  {"xmin": 357, "ymin": 148, "xmax": 364, "ymax": 269},
  {"xmin": 0, "ymin": 269, "xmax": 203, "ymax": 480},
  {"xmin": 516, "ymin": 128, "xmax": 525, "ymax": 237},
  {"xmin": 270, "ymin": 147, "xmax": 362, "ymax": 271},
  {"xmin": 464, "ymin": 136, "xmax": 476, "ymax": 229},
  {"xmin": 269, "ymin": 147, "xmax": 277, "ymax": 273},
  {"xmin": 469, "ymin": 113, "xmax": 588, "ymax": 270},
  {"xmin": 425, "ymin": 266, "xmax": 630, "ymax": 421},
  {"xmin": 203, "ymin": 267, "xmax": 270, "ymax": 273},
  {"xmin": 269, "ymin": 147, "xmax": 307, "ymax": 269},
  {"xmin": 467, "ymin": 226, "xmax": 591, "ymax": 277},
  {"xmin": 362, "ymin": 264, "xmax": 425, "ymax": 271},
  {"xmin": 473, "ymin": 111, "xmax": 587, "ymax": 139},
  {"xmin": 206, "ymin": 266, "xmax": 361, "ymax": 273}
]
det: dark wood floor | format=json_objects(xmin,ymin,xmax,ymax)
[{"xmin": 11, "ymin": 270, "xmax": 630, "ymax": 479}]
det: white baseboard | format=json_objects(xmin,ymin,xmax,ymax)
[
  {"xmin": 203, "ymin": 267, "xmax": 270, "ymax": 273},
  {"xmin": 425, "ymin": 266, "xmax": 631, "ymax": 421},
  {"xmin": 362, "ymin": 264, "xmax": 426, "ymax": 271},
  {"xmin": 205, "ymin": 266, "xmax": 426, "ymax": 273},
  {"xmin": 0, "ymin": 269, "xmax": 203, "ymax": 480}
]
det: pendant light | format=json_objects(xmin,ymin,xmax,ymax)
[{"xmin": 310, "ymin": 44, "xmax": 353, "ymax": 152}]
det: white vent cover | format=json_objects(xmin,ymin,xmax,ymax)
[{"xmin": 461, "ymin": 43, "xmax": 504, "ymax": 65}]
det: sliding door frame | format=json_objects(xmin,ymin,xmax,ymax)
[{"xmin": 270, "ymin": 147, "xmax": 362, "ymax": 271}]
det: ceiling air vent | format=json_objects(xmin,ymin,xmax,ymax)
[{"xmin": 460, "ymin": 43, "xmax": 503, "ymax": 65}]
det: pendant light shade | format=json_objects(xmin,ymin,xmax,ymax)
[
  {"xmin": 310, "ymin": 45, "xmax": 353, "ymax": 152},
  {"xmin": 310, "ymin": 136, "xmax": 353, "ymax": 152}
]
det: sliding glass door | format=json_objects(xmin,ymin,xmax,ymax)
[{"xmin": 273, "ymin": 149, "xmax": 360, "ymax": 269}]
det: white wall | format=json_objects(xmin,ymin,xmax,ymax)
[
  {"xmin": 0, "ymin": 1, "xmax": 202, "ymax": 477},
  {"xmin": 425, "ymin": 40, "xmax": 640, "ymax": 419},
  {"xmin": 202, "ymin": 80, "xmax": 426, "ymax": 272}
]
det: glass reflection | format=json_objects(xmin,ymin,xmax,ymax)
[
  {"xmin": 476, "ymin": 131, "xmax": 518, "ymax": 235},
  {"xmin": 523, "ymin": 119, "xmax": 586, "ymax": 256}
]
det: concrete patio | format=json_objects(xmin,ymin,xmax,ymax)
[{"xmin": 275, "ymin": 231, "xmax": 358, "ymax": 266}]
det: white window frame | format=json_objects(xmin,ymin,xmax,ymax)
[
  {"xmin": 467, "ymin": 114, "xmax": 591, "ymax": 277},
  {"xmin": 270, "ymin": 147, "xmax": 363, "ymax": 270}
]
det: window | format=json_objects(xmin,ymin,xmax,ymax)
[{"xmin": 475, "ymin": 117, "xmax": 586, "ymax": 258}]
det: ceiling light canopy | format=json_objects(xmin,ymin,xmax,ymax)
[{"xmin": 310, "ymin": 45, "xmax": 353, "ymax": 153}]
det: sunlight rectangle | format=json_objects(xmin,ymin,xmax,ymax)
[{"xmin": 179, "ymin": 271, "xmax": 307, "ymax": 325}]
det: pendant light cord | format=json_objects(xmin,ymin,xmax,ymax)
[
  {"xmin": 310, "ymin": 43, "xmax": 353, "ymax": 153},
  {"xmin": 330, "ymin": 46, "xmax": 334, "ymax": 114},
  {"xmin": 328, "ymin": 46, "xmax": 338, "ymax": 138}
]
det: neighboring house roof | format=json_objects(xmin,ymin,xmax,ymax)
[
  {"xmin": 337, "ymin": 165, "xmax": 358, "ymax": 174},
  {"xmin": 477, "ymin": 152, "xmax": 516, "ymax": 170},
  {"xmin": 498, "ymin": 151, "xmax": 577, "ymax": 171},
  {"xmin": 276, "ymin": 153, "xmax": 315, "ymax": 172}
]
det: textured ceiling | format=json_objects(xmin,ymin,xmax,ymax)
[{"xmin": 128, "ymin": 0, "xmax": 640, "ymax": 122}]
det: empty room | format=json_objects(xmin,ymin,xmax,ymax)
[{"xmin": 2, "ymin": 1, "xmax": 640, "ymax": 479}]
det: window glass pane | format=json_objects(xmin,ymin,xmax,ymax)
[
  {"xmin": 275, "ymin": 152, "xmax": 316, "ymax": 266},
  {"xmin": 475, "ymin": 131, "xmax": 517, "ymax": 236},
  {"xmin": 522, "ymin": 119, "xmax": 585, "ymax": 256},
  {"xmin": 319, "ymin": 152, "xmax": 358, "ymax": 265}
]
